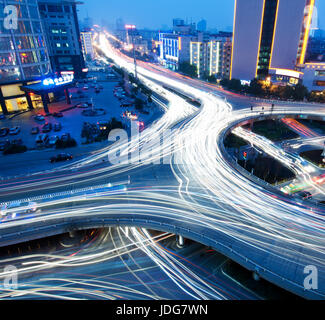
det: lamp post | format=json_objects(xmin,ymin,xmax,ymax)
[{"xmin": 125, "ymin": 24, "xmax": 138, "ymax": 79}]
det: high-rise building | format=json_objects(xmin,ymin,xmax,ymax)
[
  {"xmin": 80, "ymin": 31, "xmax": 95, "ymax": 61},
  {"xmin": 307, "ymin": 36, "xmax": 325, "ymax": 62},
  {"xmin": 190, "ymin": 35, "xmax": 232, "ymax": 79},
  {"xmin": 230, "ymin": 0, "xmax": 315, "ymax": 81},
  {"xmin": 38, "ymin": 0, "xmax": 85, "ymax": 78},
  {"xmin": 0, "ymin": 0, "xmax": 53, "ymax": 114}
]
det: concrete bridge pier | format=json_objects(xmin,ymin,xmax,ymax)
[
  {"xmin": 253, "ymin": 267, "xmax": 260, "ymax": 281},
  {"xmin": 69, "ymin": 231, "xmax": 77, "ymax": 238},
  {"xmin": 176, "ymin": 235, "xmax": 185, "ymax": 248}
]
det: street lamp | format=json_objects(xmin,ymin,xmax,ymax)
[{"xmin": 125, "ymin": 24, "xmax": 138, "ymax": 79}]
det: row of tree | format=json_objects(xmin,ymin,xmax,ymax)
[
  {"xmin": 175, "ymin": 62, "xmax": 325, "ymax": 104},
  {"xmin": 219, "ymin": 78, "xmax": 325, "ymax": 103}
]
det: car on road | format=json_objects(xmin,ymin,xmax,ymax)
[
  {"xmin": 0, "ymin": 128, "xmax": 9, "ymax": 137},
  {"xmin": 50, "ymin": 153, "xmax": 73, "ymax": 163},
  {"xmin": 54, "ymin": 123, "xmax": 62, "ymax": 132},
  {"xmin": 0, "ymin": 201, "xmax": 38, "ymax": 219},
  {"xmin": 297, "ymin": 191, "xmax": 313, "ymax": 200},
  {"xmin": 42, "ymin": 122, "xmax": 52, "ymax": 133},
  {"xmin": 83, "ymin": 85, "xmax": 89, "ymax": 90},
  {"xmin": 9, "ymin": 127, "xmax": 20, "ymax": 135},
  {"xmin": 53, "ymin": 112, "xmax": 63, "ymax": 118},
  {"xmin": 48, "ymin": 135, "xmax": 59, "ymax": 146},
  {"xmin": 31, "ymin": 127, "xmax": 40, "ymax": 135}
]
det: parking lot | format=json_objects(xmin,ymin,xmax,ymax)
[{"xmin": 0, "ymin": 73, "xmax": 162, "ymax": 178}]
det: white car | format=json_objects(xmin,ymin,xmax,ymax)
[{"xmin": 0, "ymin": 201, "xmax": 38, "ymax": 219}]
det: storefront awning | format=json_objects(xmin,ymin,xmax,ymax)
[{"xmin": 20, "ymin": 81, "xmax": 73, "ymax": 95}]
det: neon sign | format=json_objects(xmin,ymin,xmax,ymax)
[{"xmin": 42, "ymin": 74, "xmax": 74, "ymax": 86}]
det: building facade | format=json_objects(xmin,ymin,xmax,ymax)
[
  {"xmin": 230, "ymin": 0, "xmax": 315, "ymax": 81},
  {"xmin": 299, "ymin": 62, "xmax": 325, "ymax": 91},
  {"xmin": 190, "ymin": 36, "xmax": 232, "ymax": 79},
  {"xmin": 38, "ymin": 0, "xmax": 85, "ymax": 79},
  {"xmin": 158, "ymin": 33, "xmax": 195, "ymax": 70},
  {"xmin": 80, "ymin": 30, "xmax": 95, "ymax": 61},
  {"xmin": 0, "ymin": 0, "xmax": 53, "ymax": 115}
]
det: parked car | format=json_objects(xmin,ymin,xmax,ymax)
[
  {"xmin": 48, "ymin": 135, "xmax": 59, "ymax": 146},
  {"xmin": 35, "ymin": 134, "xmax": 49, "ymax": 145},
  {"xmin": 9, "ymin": 127, "xmax": 20, "ymax": 135},
  {"xmin": 50, "ymin": 153, "xmax": 73, "ymax": 163},
  {"xmin": 31, "ymin": 127, "xmax": 39, "ymax": 135},
  {"xmin": 76, "ymin": 102, "xmax": 90, "ymax": 108},
  {"xmin": 0, "ymin": 114, "xmax": 6, "ymax": 120},
  {"xmin": 54, "ymin": 123, "xmax": 62, "ymax": 132},
  {"xmin": 95, "ymin": 89, "xmax": 100, "ymax": 94},
  {"xmin": 53, "ymin": 112, "xmax": 63, "ymax": 118},
  {"xmin": 0, "ymin": 201, "xmax": 38, "ymax": 219},
  {"xmin": 0, "ymin": 140, "xmax": 10, "ymax": 151},
  {"xmin": 42, "ymin": 123, "xmax": 52, "ymax": 133},
  {"xmin": 83, "ymin": 85, "xmax": 89, "ymax": 90},
  {"xmin": 60, "ymin": 133, "xmax": 71, "ymax": 142},
  {"xmin": 34, "ymin": 114, "xmax": 45, "ymax": 121},
  {"xmin": 0, "ymin": 128, "xmax": 9, "ymax": 137},
  {"xmin": 11, "ymin": 139, "xmax": 23, "ymax": 146}
]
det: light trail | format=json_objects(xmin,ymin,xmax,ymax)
[{"xmin": 0, "ymin": 32, "xmax": 325, "ymax": 299}]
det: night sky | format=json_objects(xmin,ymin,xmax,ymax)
[{"xmin": 79, "ymin": 0, "xmax": 325, "ymax": 32}]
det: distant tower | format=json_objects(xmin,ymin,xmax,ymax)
[
  {"xmin": 116, "ymin": 18, "xmax": 125, "ymax": 31},
  {"xmin": 197, "ymin": 19, "xmax": 207, "ymax": 32}
]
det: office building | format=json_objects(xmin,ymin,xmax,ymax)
[
  {"xmin": 0, "ymin": 0, "xmax": 53, "ymax": 115},
  {"xmin": 230, "ymin": 0, "xmax": 315, "ymax": 81},
  {"xmin": 38, "ymin": 0, "xmax": 85, "ymax": 79}
]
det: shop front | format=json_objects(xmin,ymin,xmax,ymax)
[{"xmin": 0, "ymin": 74, "xmax": 73, "ymax": 115}]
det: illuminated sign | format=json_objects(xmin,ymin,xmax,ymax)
[
  {"xmin": 61, "ymin": 71, "xmax": 74, "ymax": 75},
  {"xmin": 274, "ymin": 69, "xmax": 301, "ymax": 79},
  {"xmin": 241, "ymin": 80, "xmax": 251, "ymax": 86},
  {"xmin": 42, "ymin": 74, "xmax": 74, "ymax": 86},
  {"xmin": 315, "ymin": 81, "xmax": 325, "ymax": 87},
  {"xmin": 125, "ymin": 24, "xmax": 136, "ymax": 29}
]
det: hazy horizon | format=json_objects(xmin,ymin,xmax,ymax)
[{"xmin": 78, "ymin": 0, "xmax": 325, "ymax": 32}]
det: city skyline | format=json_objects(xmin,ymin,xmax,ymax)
[{"xmin": 79, "ymin": 0, "xmax": 325, "ymax": 31}]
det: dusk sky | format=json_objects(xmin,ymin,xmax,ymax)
[{"xmin": 79, "ymin": 0, "xmax": 325, "ymax": 32}]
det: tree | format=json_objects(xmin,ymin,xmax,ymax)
[
  {"xmin": 249, "ymin": 78, "xmax": 264, "ymax": 96},
  {"xmin": 292, "ymin": 84, "xmax": 308, "ymax": 101},
  {"xmin": 228, "ymin": 78, "xmax": 242, "ymax": 92},
  {"xmin": 135, "ymin": 98, "xmax": 144, "ymax": 111},
  {"xmin": 220, "ymin": 78, "xmax": 230, "ymax": 88},
  {"xmin": 179, "ymin": 62, "xmax": 197, "ymax": 78},
  {"xmin": 207, "ymin": 74, "xmax": 217, "ymax": 83}
]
